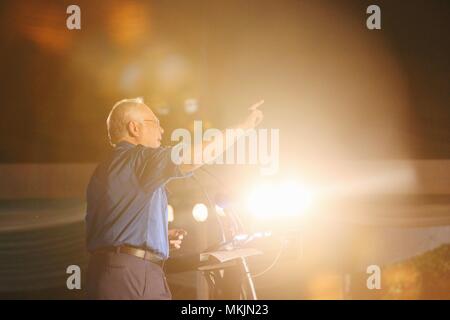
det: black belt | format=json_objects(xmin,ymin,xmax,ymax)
[{"xmin": 95, "ymin": 245, "xmax": 164, "ymax": 266}]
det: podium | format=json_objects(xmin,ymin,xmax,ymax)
[
  {"xmin": 165, "ymin": 247, "xmax": 262, "ymax": 300},
  {"xmin": 199, "ymin": 247, "xmax": 262, "ymax": 300}
]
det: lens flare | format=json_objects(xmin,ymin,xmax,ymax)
[{"xmin": 247, "ymin": 180, "xmax": 315, "ymax": 219}]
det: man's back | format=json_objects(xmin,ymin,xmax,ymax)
[{"xmin": 86, "ymin": 141, "xmax": 183, "ymax": 259}]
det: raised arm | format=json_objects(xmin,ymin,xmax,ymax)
[{"xmin": 178, "ymin": 100, "xmax": 264, "ymax": 174}]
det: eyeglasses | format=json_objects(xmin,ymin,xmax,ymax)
[{"xmin": 143, "ymin": 119, "xmax": 161, "ymax": 127}]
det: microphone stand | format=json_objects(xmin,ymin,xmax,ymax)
[
  {"xmin": 197, "ymin": 167, "xmax": 258, "ymax": 300},
  {"xmin": 191, "ymin": 174, "xmax": 227, "ymax": 244}
]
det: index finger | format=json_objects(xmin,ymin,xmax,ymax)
[{"xmin": 248, "ymin": 100, "xmax": 264, "ymax": 111}]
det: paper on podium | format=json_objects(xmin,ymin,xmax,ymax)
[{"xmin": 200, "ymin": 247, "xmax": 263, "ymax": 263}]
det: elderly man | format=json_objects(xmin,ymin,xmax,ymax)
[{"xmin": 85, "ymin": 97, "xmax": 263, "ymax": 299}]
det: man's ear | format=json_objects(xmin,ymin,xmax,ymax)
[{"xmin": 127, "ymin": 121, "xmax": 140, "ymax": 138}]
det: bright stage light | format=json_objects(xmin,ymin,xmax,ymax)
[
  {"xmin": 192, "ymin": 203, "xmax": 208, "ymax": 222},
  {"xmin": 167, "ymin": 204, "xmax": 174, "ymax": 222},
  {"xmin": 247, "ymin": 180, "xmax": 315, "ymax": 219}
]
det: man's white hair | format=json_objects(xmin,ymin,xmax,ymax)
[{"xmin": 106, "ymin": 97, "xmax": 145, "ymax": 147}]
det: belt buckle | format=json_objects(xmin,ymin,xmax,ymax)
[
  {"xmin": 144, "ymin": 250, "xmax": 152, "ymax": 261},
  {"xmin": 145, "ymin": 250, "xmax": 162, "ymax": 265}
]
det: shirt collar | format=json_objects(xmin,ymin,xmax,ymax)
[{"xmin": 115, "ymin": 140, "xmax": 136, "ymax": 149}]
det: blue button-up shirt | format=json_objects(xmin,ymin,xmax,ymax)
[{"xmin": 85, "ymin": 141, "xmax": 189, "ymax": 259}]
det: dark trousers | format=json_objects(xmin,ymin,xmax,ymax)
[{"xmin": 86, "ymin": 251, "xmax": 172, "ymax": 300}]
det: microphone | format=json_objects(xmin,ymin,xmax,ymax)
[
  {"xmin": 214, "ymin": 192, "xmax": 246, "ymax": 237},
  {"xmin": 215, "ymin": 192, "xmax": 233, "ymax": 209}
]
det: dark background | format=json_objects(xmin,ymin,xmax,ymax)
[{"xmin": 0, "ymin": 0, "xmax": 448, "ymax": 163}]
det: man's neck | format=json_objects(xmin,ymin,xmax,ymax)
[{"xmin": 118, "ymin": 138, "xmax": 138, "ymax": 146}]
